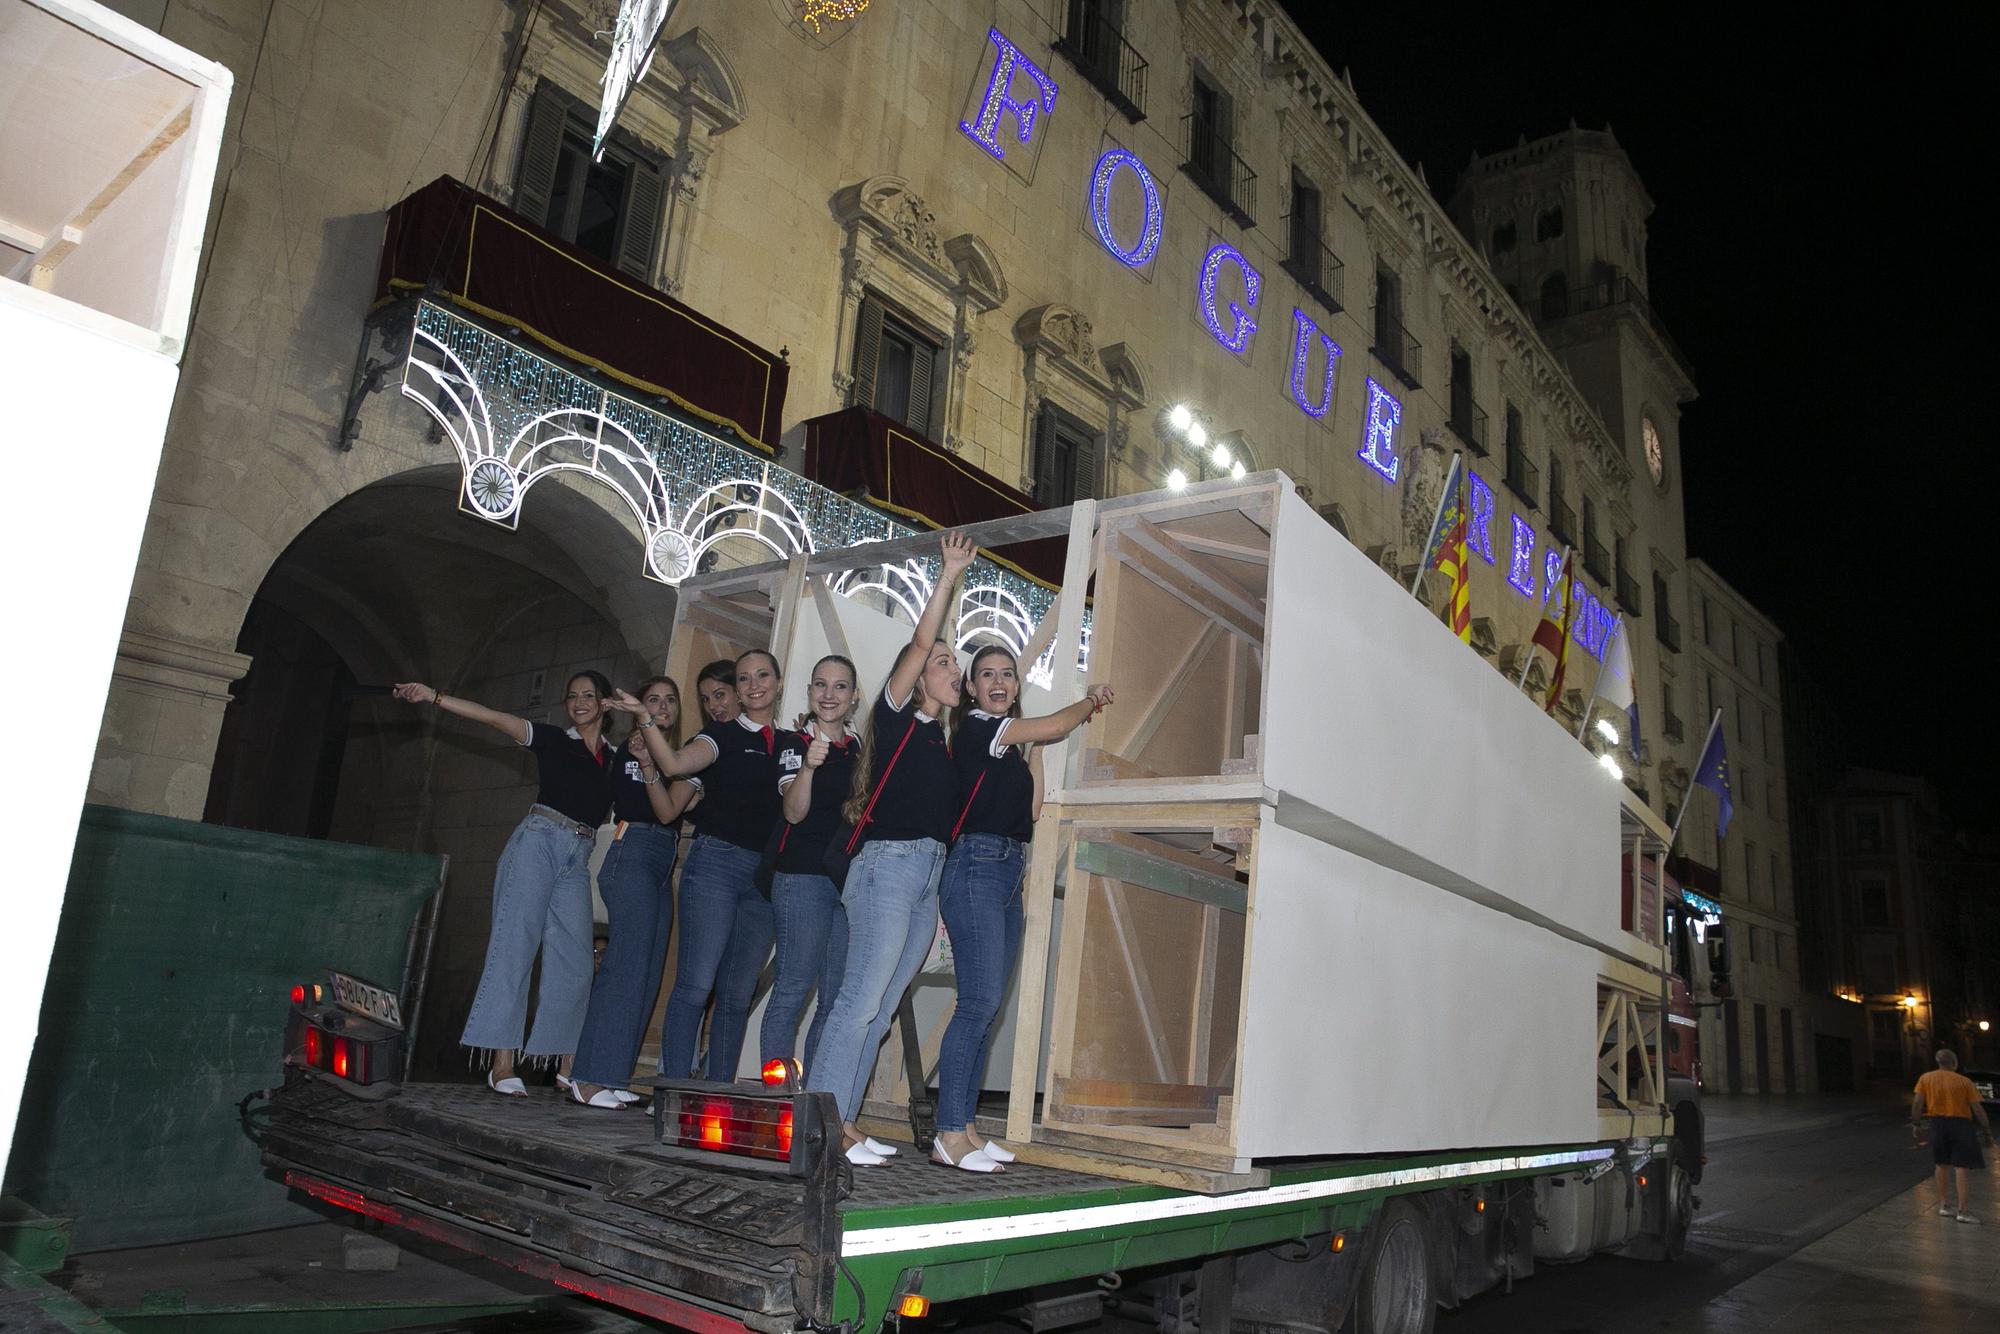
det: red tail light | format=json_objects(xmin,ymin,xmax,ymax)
[
  {"xmin": 762, "ymin": 1058, "xmax": 790, "ymax": 1086},
  {"xmin": 669, "ymin": 1092, "xmax": 795, "ymax": 1162},
  {"xmin": 304, "ymin": 1025, "xmax": 323, "ymax": 1066},
  {"xmin": 332, "ymin": 1037, "xmax": 352, "ymax": 1079},
  {"xmin": 291, "ymin": 984, "xmax": 307, "ymax": 1005}
]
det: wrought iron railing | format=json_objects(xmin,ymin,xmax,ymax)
[
  {"xmin": 1548, "ymin": 496, "xmax": 1576, "ymax": 546},
  {"xmin": 1583, "ymin": 531, "xmax": 1611, "ymax": 584},
  {"xmin": 1658, "ymin": 608, "xmax": 1682, "ymax": 652},
  {"xmin": 1054, "ymin": 0, "xmax": 1147, "ymax": 120},
  {"xmin": 1370, "ymin": 310, "xmax": 1422, "ymax": 389},
  {"xmin": 1529, "ymin": 274, "xmax": 1693, "ymax": 374},
  {"xmin": 1665, "ymin": 710, "xmax": 1686, "ymax": 743},
  {"xmin": 1281, "ymin": 217, "xmax": 1343, "ymax": 312},
  {"xmin": 1504, "ymin": 439, "xmax": 1539, "ymax": 509},
  {"xmin": 1181, "ymin": 111, "xmax": 1256, "ymax": 226},
  {"xmin": 1448, "ymin": 396, "xmax": 1488, "ymax": 455},
  {"xmin": 1616, "ymin": 565, "xmax": 1643, "ymax": 615}
]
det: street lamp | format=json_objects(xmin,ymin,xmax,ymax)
[
  {"xmin": 1904, "ymin": 994, "xmax": 1920, "ymax": 1010},
  {"xmin": 1981, "ymin": 1020, "xmax": 1991, "ymax": 1033}
]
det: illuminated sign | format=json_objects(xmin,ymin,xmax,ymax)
[{"xmin": 595, "ymin": 0, "xmax": 678, "ymax": 161}]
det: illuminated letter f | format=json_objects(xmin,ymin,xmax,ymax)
[{"xmin": 959, "ymin": 29, "xmax": 1059, "ymax": 164}]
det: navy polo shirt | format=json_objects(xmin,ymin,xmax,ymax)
[
  {"xmin": 951, "ymin": 710, "xmax": 1035, "ymax": 843},
  {"xmin": 685, "ymin": 714, "xmax": 782, "ymax": 851},
  {"xmin": 609, "ymin": 746, "xmax": 684, "ymax": 827},
  {"xmin": 856, "ymin": 688, "xmax": 957, "ymax": 847},
  {"xmin": 519, "ymin": 723, "xmax": 616, "ymax": 827},
  {"xmin": 773, "ymin": 727, "xmax": 859, "ymax": 873}
]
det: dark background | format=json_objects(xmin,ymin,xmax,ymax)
[{"xmin": 1276, "ymin": 6, "xmax": 1989, "ymax": 821}]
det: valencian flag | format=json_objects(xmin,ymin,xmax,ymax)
[
  {"xmin": 1531, "ymin": 548, "xmax": 1576, "ymax": 713},
  {"xmin": 1418, "ymin": 454, "xmax": 1471, "ymax": 642},
  {"xmin": 1693, "ymin": 716, "xmax": 1734, "ymax": 838}
]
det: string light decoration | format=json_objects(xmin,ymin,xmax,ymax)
[
  {"xmin": 1089, "ymin": 147, "xmax": 1163, "ymax": 268},
  {"xmin": 1356, "ymin": 376, "xmax": 1403, "ymax": 482},
  {"xmin": 1197, "ymin": 242, "xmax": 1261, "ymax": 353},
  {"xmin": 1467, "ymin": 471, "xmax": 1496, "ymax": 563},
  {"xmin": 797, "ymin": 0, "xmax": 869, "ymax": 34},
  {"xmin": 1507, "ymin": 514, "xmax": 1538, "ymax": 598},
  {"xmin": 398, "ymin": 301, "xmax": 1071, "ymax": 655},
  {"xmin": 1544, "ymin": 548, "xmax": 1564, "ymax": 605},
  {"xmin": 958, "ymin": 28, "xmax": 1058, "ymax": 164},
  {"xmin": 1286, "ymin": 307, "xmax": 1340, "ymax": 419}
]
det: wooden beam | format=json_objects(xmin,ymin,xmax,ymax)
[
  {"xmin": 30, "ymin": 102, "xmax": 192, "ymax": 277},
  {"xmin": 1112, "ymin": 530, "xmax": 1264, "ymax": 644},
  {"xmin": 1115, "ymin": 621, "xmax": 1223, "ymax": 758},
  {"xmin": 1073, "ymin": 837, "xmax": 1248, "ymax": 914},
  {"xmin": 1165, "ymin": 531, "xmax": 1271, "ymax": 565},
  {"xmin": 1047, "ymin": 1077, "xmax": 1226, "ymax": 1127},
  {"xmin": 1008, "ymin": 825, "xmax": 1075, "ymax": 1143},
  {"xmin": 807, "ymin": 576, "xmax": 851, "ymax": 659},
  {"xmin": 1190, "ymin": 905, "xmax": 1222, "ymax": 1084},
  {"xmin": 1096, "ymin": 877, "xmax": 1178, "ymax": 1083}
]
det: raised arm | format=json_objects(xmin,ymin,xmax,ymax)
[
  {"xmin": 782, "ymin": 729, "xmax": 833, "ymax": 823},
  {"xmin": 613, "ymin": 689, "xmax": 718, "ymax": 777},
  {"xmin": 1000, "ymin": 684, "xmax": 1115, "ymax": 746},
  {"xmin": 393, "ymin": 682, "xmax": 529, "ymax": 745},
  {"xmin": 887, "ymin": 533, "xmax": 977, "ymax": 705}
]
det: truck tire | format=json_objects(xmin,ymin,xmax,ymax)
[
  {"xmin": 1349, "ymin": 1199, "xmax": 1436, "ymax": 1334},
  {"xmin": 1661, "ymin": 1162, "xmax": 1694, "ymax": 1262}
]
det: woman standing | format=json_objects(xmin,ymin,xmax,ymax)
[
  {"xmin": 390, "ymin": 671, "xmax": 643, "ymax": 1095},
  {"xmin": 932, "ymin": 648, "xmax": 1112, "ymax": 1168},
  {"xmin": 569, "ymin": 676, "xmax": 699, "ymax": 1108},
  {"xmin": 633, "ymin": 650, "xmax": 784, "ymax": 1081},
  {"xmin": 695, "ymin": 659, "xmax": 740, "ymax": 725},
  {"xmin": 761, "ymin": 654, "xmax": 862, "ymax": 1074},
  {"xmin": 806, "ymin": 534, "xmax": 975, "ymax": 1165}
]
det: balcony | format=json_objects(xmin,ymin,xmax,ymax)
[
  {"xmin": 1053, "ymin": 1, "xmax": 1147, "ymax": 122},
  {"xmin": 1583, "ymin": 531, "xmax": 1611, "ymax": 584},
  {"xmin": 1665, "ymin": 710, "xmax": 1686, "ymax": 743},
  {"xmin": 1504, "ymin": 440, "xmax": 1539, "ymax": 509},
  {"xmin": 1370, "ymin": 312, "xmax": 1423, "ymax": 389},
  {"xmin": 1548, "ymin": 495, "xmax": 1575, "ymax": 546},
  {"xmin": 1658, "ymin": 609, "xmax": 1682, "ymax": 652},
  {"xmin": 1181, "ymin": 112, "xmax": 1256, "ymax": 227},
  {"xmin": 1448, "ymin": 397, "xmax": 1488, "ymax": 455},
  {"xmin": 1281, "ymin": 218, "xmax": 1343, "ymax": 313},
  {"xmin": 1529, "ymin": 273, "xmax": 1694, "ymax": 378},
  {"xmin": 1616, "ymin": 565, "xmax": 1643, "ymax": 616}
]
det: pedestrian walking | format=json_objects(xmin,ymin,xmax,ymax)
[{"xmin": 1912, "ymin": 1047, "xmax": 1996, "ymax": 1223}]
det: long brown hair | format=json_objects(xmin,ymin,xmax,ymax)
[
  {"xmin": 635, "ymin": 674, "xmax": 683, "ymax": 747},
  {"xmin": 842, "ymin": 640, "xmax": 950, "ymax": 825},
  {"xmin": 952, "ymin": 644, "xmax": 1023, "ymax": 736}
]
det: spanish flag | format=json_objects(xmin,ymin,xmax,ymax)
[
  {"xmin": 1532, "ymin": 547, "xmax": 1576, "ymax": 713},
  {"xmin": 1421, "ymin": 456, "xmax": 1472, "ymax": 643}
]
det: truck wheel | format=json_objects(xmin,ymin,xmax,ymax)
[
  {"xmin": 1350, "ymin": 1199, "xmax": 1436, "ymax": 1334},
  {"xmin": 1662, "ymin": 1163, "xmax": 1694, "ymax": 1261}
]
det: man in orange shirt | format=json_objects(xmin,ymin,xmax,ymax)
[{"xmin": 1912, "ymin": 1048, "xmax": 1995, "ymax": 1223}]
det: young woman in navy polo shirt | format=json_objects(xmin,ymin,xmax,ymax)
[
  {"xmin": 932, "ymin": 647, "xmax": 1113, "ymax": 1169},
  {"xmin": 807, "ymin": 533, "xmax": 976, "ymax": 1166},
  {"xmin": 695, "ymin": 658, "xmax": 739, "ymax": 724},
  {"xmin": 391, "ymin": 670, "xmax": 647, "ymax": 1096},
  {"xmin": 633, "ymin": 650, "xmax": 785, "ymax": 1080},
  {"xmin": 569, "ymin": 675, "xmax": 699, "ymax": 1108},
  {"xmin": 760, "ymin": 654, "xmax": 861, "ymax": 1075}
]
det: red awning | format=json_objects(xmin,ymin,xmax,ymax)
[
  {"xmin": 801, "ymin": 407, "xmax": 1066, "ymax": 587},
  {"xmin": 375, "ymin": 176, "xmax": 789, "ymax": 451}
]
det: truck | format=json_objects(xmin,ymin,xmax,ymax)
[{"xmin": 254, "ymin": 473, "xmax": 1710, "ymax": 1334}]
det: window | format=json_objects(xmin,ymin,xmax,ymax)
[
  {"xmin": 1503, "ymin": 404, "xmax": 1537, "ymax": 508},
  {"xmin": 1056, "ymin": 0, "xmax": 1146, "ymax": 120},
  {"xmin": 1748, "ymin": 925, "xmax": 1761, "ymax": 963},
  {"xmin": 1705, "ymin": 672, "xmax": 1719, "ymax": 718},
  {"xmin": 1654, "ymin": 571, "xmax": 1680, "ymax": 650},
  {"xmin": 1662, "ymin": 683, "xmax": 1683, "ymax": 741},
  {"xmin": 1742, "ymin": 765, "xmax": 1753, "ymax": 811},
  {"xmin": 1764, "ymin": 709, "xmax": 1776, "ymax": 760},
  {"xmin": 1771, "ymin": 852, "xmax": 1782, "ymax": 908},
  {"xmin": 1853, "ymin": 811, "xmax": 1885, "ymax": 853},
  {"xmin": 1701, "ymin": 596, "xmax": 1713, "ymax": 645},
  {"xmin": 1285, "ymin": 169, "xmax": 1338, "ymax": 307},
  {"xmin": 1615, "ymin": 533, "xmax": 1641, "ymax": 614},
  {"xmin": 1730, "ymin": 620, "xmax": 1741, "ymax": 667},
  {"xmin": 1547, "ymin": 455, "xmax": 1572, "ymax": 542},
  {"xmin": 1491, "ymin": 221, "xmax": 1517, "ymax": 254},
  {"xmin": 1535, "ymin": 205, "xmax": 1565, "ymax": 241},
  {"xmin": 1371, "ymin": 266, "xmax": 1419, "ymax": 386},
  {"xmin": 1032, "ymin": 401, "xmax": 1103, "ymax": 506},
  {"xmin": 851, "ymin": 294, "xmax": 945, "ymax": 438},
  {"xmin": 514, "ymin": 81, "xmax": 668, "ymax": 280},
  {"xmin": 1581, "ymin": 495, "xmax": 1608, "ymax": 581},
  {"xmin": 1775, "ymin": 934, "xmax": 1786, "ymax": 973},
  {"xmin": 1744, "ymin": 838, "xmax": 1757, "ymax": 901},
  {"xmin": 1758, "ymin": 641, "xmax": 1769, "ymax": 686},
  {"xmin": 1538, "ymin": 271, "xmax": 1568, "ymax": 320},
  {"xmin": 1184, "ymin": 68, "xmax": 1249, "ymax": 221},
  {"xmin": 1447, "ymin": 344, "xmax": 1479, "ymax": 448},
  {"xmin": 1859, "ymin": 877, "xmax": 1891, "ymax": 928}
]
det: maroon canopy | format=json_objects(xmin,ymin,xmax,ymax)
[
  {"xmin": 375, "ymin": 176, "xmax": 788, "ymax": 452},
  {"xmin": 801, "ymin": 407, "xmax": 1065, "ymax": 588}
]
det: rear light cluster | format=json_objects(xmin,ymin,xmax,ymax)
[
  {"xmin": 651, "ymin": 1086, "xmax": 823, "ymax": 1175},
  {"xmin": 284, "ymin": 980, "xmax": 402, "ymax": 1098}
]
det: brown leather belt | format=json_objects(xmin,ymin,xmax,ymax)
[{"xmin": 529, "ymin": 804, "xmax": 596, "ymax": 837}]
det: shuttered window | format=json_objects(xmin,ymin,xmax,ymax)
[
  {"xmin": 1032, "ymin": 402, "xmax": 1102, "ymax": 507},
  {"xmin": 849, "ymin": 293, "xmax": 945, "ymax": 440},
  {"xmin": 514, "ymin": 79, "xmax": 667, "ymax": 283}
]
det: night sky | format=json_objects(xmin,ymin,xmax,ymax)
[{"xmin": 1275, "ymin": 7, "xmax": 1988, "ymax": 820}]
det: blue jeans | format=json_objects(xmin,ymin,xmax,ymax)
[
  {"xmin": 760, "ymin": 871, "xmax": 849, "ymax": 1074},
  {"xmin": 572, "ymin": 822, "xmax": 679, "ymax": 1086},
  {"xmin": 460, "ymin": 812, "xmax": 596, "ymax": 1056},
  {"xmin": 807, "ymin": 837, "xmax": 946, "ymax": 1121},
  {"xmin": 935, "ymin": 834, "xmax": 1027, "ymax": 1128},
  {"xmin": 658, "ymin": 835, "xmax": 772, "ymax": 1081}
]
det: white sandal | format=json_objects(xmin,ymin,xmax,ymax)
[
  {"xmin": 487, "ymin": 1070, "xmax": 527, "ymax": 1097},
  {"xmin": 569, "ymin": 1081, "xmax": 624, "ymax": 1110},
  {"xmin": 862, "ymin": 1136, "xmax": 900, "ymax": 1157},
  {"xmin": 970, "ymin": 1138, "xmax": 1016, "ymax": 1163},
  {"xmin": 611, "ymin": 1089, "xmax": 643, "ymax": 1104},
  {"xmin": 844, "ymin": 1139, "xmax": 889, "ymax": 1166},
  {"xmin": 931, "ymin": 1140, "xmax": 1004, "ymax": 1173}
]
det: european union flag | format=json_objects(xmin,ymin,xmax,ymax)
[{"xmin": 1694, "ymin": 721, "xmax": 1733, "ymax": 838}]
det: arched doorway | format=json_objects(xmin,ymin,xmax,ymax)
[{"xmin": 205, "ymin": 466, "xmax": 677, "ymax": 1076}]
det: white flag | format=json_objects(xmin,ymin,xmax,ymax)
[{"xmin": 1598, "ymin": 619, "xmax": 1640, "ymax": 758}]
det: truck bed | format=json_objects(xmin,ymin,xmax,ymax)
[{"xmin": 261, "ymin": 1079, "xmax": 1124, "ymax": 1332}]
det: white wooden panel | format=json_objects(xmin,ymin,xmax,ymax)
[
  {"xmin": 1235, "ymin": 818, "xmax": 1598, "ymax": 1156},
  {"xmin": 1261, "ymin": 485, "xmax": 1626, "ymax": 950}
]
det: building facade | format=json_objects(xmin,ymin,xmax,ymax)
[
  {"xmin": 85, "ymin": 0, "xmax": 1706, "ymax": 1070},
  {"xmin": 1683, "ymin": 560, "xmax": 1808, "ymax": 1092}
]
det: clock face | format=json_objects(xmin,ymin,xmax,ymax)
[{"xmin": 1643, "ymin": 417, "xmax": 1664, "ymax": 485}]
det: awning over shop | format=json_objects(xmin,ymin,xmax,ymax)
[
  {"xmin": 801, "ymin": 406, "xmax": 1066, "ymax": 587},
  {"xmin": 375, "ymin": 176, "xmax": 789, "ymax": 452}
]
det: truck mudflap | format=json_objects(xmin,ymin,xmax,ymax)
[{"xmin": 259, "ymin": 1079, "xmax": 840, "ymax": 1332}]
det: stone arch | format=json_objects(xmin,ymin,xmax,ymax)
[{"xmin": 664, "ymin": 28, "xmax": 749, "ymax": 131}]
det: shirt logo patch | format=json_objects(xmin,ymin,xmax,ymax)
[
  {"xmin": 623, "ymin": 760, "xmax": 646, "ymax": 782},
  {"xmin": 780, "ymin": 751, "xmax": 803, "ymax": 772}
]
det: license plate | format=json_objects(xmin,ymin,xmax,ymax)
[
  {"xmin": 1978, "ymin": 1082, "xmax": 1995, "ymax": 1100},
  {"xmin": 326, "ymin": 970, "xmax": 403, "ymax": 1029}
]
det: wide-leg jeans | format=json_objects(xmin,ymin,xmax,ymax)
[
  {"xmin": 934, "ymin": 833, "xmax": 1027, "ymax": 1129},
  {"xmin": 760, "ymin": 870, "xmax": 849, "ymax": 1074},
  {"xmin": 460, "ymin": 811, "xmax": 596, "ymax": 1056},
  {"xmin": 806, "ymin": 837, "xmax": 946, "ymax": 1122},
  {"xmin": 572, "ymin": 822, "xmax": 679, "ymax": 1087},
  {"xmin": 658, "ymin": 835, "xmax": 772, "ymax": 1080}
]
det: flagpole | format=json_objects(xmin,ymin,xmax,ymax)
[
  {"xmin": 1516, "ymin": 544, "xmax": 1572, "ymax": 690},
  {"xmin": 1666, "ymin": 707, "xmax": 1723, "ymax": 855},
  {"xmin": 1574, "ymin": 614, "xmax": 1624, "ymax": 741},
  {"xmin": 1410, "ymin": 451, "xmax": 1463, "ymax": 596}
]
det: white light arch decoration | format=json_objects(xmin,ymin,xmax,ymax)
[
  {"xmin": 402, "ymin": 324, "xmax": 813, "ymax": 583},
  {"xmin": 955, "ymin": 582, "xmax": 1035, "ymax": 655}
]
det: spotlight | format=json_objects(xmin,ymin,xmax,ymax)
[
  {"xmin": 1167, "ymin": 468, "xmax": 1189, "ymax": 491},
  {"xmin": 1211, "ymin": 443, "xmax": 1232, "ymax": 468},
  {"xmin": 1231, "ymin": 460, "xmax": 1246, "ymax": 479},
  {"xmin": 1168, "ymin": 403, "xmax": 1193, "ymax": 431},
  {"xmin": 1594, "ymin": 718, "xmax": 1621, "ymax": 745},
  {"xmin": 1598, "ymin": 753, "xmax": 1623, "ymax": 779},
  {"xmin": 1187, "ymin": 422, "xmax": 1208, "ymax": 449}
]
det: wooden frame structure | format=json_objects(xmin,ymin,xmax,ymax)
[{"xmin": 660, "ymin": 473, "xmax": 1679, "ymax": 1191}]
